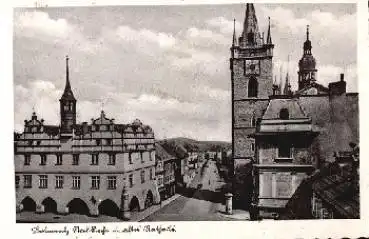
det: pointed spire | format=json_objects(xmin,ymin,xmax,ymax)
[
  {"xmin": 283, "ymin": 55, "xmax": 291, "ymax": 95},
  {"xmin": 242, "ymin": 3, "xmax": 260, "ymax": 45},
  {"xmin": 279, "ymin": 65, "xmax": 283, "ymax": 95},
  {"xmin": 306, "ymin": 24, "xmax": 309, "ymax": 41},
  {"xmin": 303, "ymin": 25, "xmax": 312, "ymax": 54},
  {"xmin": 232, "ymin": 18, "xmax": 237, "ymax": 47},
  {"xmin": 61, "ymin": 55, "xmax": 76, "ymax": 101},
  {"xmin": 266, "ymin": 16, "xmax": 272, "ymax": 44}
]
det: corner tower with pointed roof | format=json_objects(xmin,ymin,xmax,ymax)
[
  {"xmin": 59, "ymin": 55, "xmax": 77, "ymax": 135},
  {"xmin": 230, "ymin": 3, "xmax": 274, "ymax": 208}
]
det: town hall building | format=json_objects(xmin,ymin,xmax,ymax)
[
  {"xmin": 14, "ymin": 56, "xmax": 160, "ymax": 219},
  {"xmin": 230, "ymin": 4, "xmax": 359, "ymax": 219}
]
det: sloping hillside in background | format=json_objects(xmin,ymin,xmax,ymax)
[{"xmin": 157, "ymin": 137, "xmax": 231, "ymax": 158}]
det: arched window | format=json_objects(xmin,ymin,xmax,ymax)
[
  {"xmin": 248, "ymin": 77, "xmax": 258, "ymax": 97},
  {"xmin": 247, "ymin": 31, "xmax": 254, "ymax": 44},
  {"xmin": 279, "ymin": 108, "xmax": 289, "ymax": 120}
]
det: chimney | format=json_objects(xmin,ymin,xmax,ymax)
[{"xmin": 329, "ymin": 73, "xmax": 346, "ymax": 96}]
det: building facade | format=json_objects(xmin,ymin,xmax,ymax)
[
  {"xmin": 14, "ymin": 56, "xmax": 160, "ymax": 219},
  {"xmin": 231, "ymin": 4, "xmax": 358, "ymax": 218},
  {"xmin": 155, "ymin": 143, "xmax": 176, "ymax": 200}
]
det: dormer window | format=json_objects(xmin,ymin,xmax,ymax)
[{"xmin": 279, "ymin": 108, "xmax": 289, "ymax": 120}]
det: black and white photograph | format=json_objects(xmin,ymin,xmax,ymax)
[{"xmin": 12, "ymin": 1, "xmax": 359, "ymax": 225}]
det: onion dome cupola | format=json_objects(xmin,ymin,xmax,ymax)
[{"xmin": 298, "ymin": 25, "xmax": 318, "ymax": 90}]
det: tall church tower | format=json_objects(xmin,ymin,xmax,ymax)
[
  {"xmin": 298, "ymin": 25, "xmax": 317, "ymax": 90},
  {"xmin": 231, "ymin": 3, "xmax": 273, "ymax": 206},
  {"xmin": 59, "ymin": 55, "xmax": 77, "ymax": 135}
]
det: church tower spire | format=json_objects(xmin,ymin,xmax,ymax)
[
  {"xmin": 59, "ymin": 55, "xmax": 77, "ymax": 135},
  {"xmin": 298, "ymin": 25, "xmax": 317, "ymax": 90},
  {"xmin": 240, "ymin": 3, "xmax": 262, "ymax": 47}
]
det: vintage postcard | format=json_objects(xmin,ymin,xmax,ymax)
[{"xmin": 2, "ymin": 0, "xmax": 368, "ymax": 238}]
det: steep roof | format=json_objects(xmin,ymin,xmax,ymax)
[
  {"xmin": 60, "ymin": 56, "xmax": 76, "ymax": 101},
  {"xmin": 262, "ymin": 98, "xmax": 309, "ymax": 120},
  {"xmin": 155, "ymin": 142, "xmax": 176, "ymax": 161}
]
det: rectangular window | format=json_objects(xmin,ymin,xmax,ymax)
[
  {"xmin": 72, "ymin": 176, "xmax": 80, "ymax": 189},
  {"xmin": 55, "ymin": 176, "xmax": 64, "ymax": 189},
  {"xmin": 277, "ymin": 145, "xmax": 292, "ymax": 158},
  {"xmin": 108, "ymin": 154, "xmax": 116, "ymax": 165},
  {"xmin": 73, "ymin": 154, "xmax": 79, "ymax": 165},
  {"xmin": 91, "ymin": 176, "xmax": 100, "ymax": 190},
  {"xmin": 106, "ymin": 139, "xmax": 112, "ymax": 146},
  {"xmin": 40, "ymin": 155, "xmax": 47, "ymax": 165},
  {"xmin": 149, "ymin": 151, "xmax": 152, "ymax": 161},
  {"xmin": 91, "ymin": 154, "xmax": 99, "ymax": 165},
  {"xmin": 96, "ymin": 139, "xmax": 101, "ymax": 146},
  {"xmin": 23, "ymin": 175, "xmax": 32, "ymax": 188},
  {"xmin": 24, "ymin": 155, "xmax": 31, "ymax": 165},
  {"xmin": 107, "ymin": 176, "xmax": 117, "ymax": 190},
  {"xmin": 129, "ymin": 174, "xmax": 133, "ymax": 188},
  {"xmin": 251, "ymin": 143, "xmax": 255, "ymax": 152},
  {"xmin": 129, "ymin": 153, "xmax": 132, "ymax": 164},
  {"xmin": 39, "ymin": 175, "xmax": 48, "ymax": 188},
  {"xmin": 140, "ymin": 152, "xmax": 144, "ymax": 163},
  {"xmin": 141, "ymin": 170, "xmax": 145, "ymax": 183},
  {"xmin": 15, "ymin": 175, "xmax": 20, "ymax": 188},
  {"xmin": 56, "ymin": 154, "xmax": 63, "ymax": 165}
]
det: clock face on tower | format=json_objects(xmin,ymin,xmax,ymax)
[{"xmin": 245, "ymin": 59, "xmax": 260, "ymax": 75}]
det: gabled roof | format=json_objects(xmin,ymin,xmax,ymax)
[
  {"xmin": 155, "ymin": 142, "xmax": 176, "ymax": 161},
  {"xmin": 92, "ymin": 110, "xmax": 114, "ymax": 125}
]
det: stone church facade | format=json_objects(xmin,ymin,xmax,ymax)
[
  {"xmin": 230, "ymin": 4, "xmax": 359, "ymax": 219},
  {"xmin": 14, "ymin": 56, "xmax": 160, "ymax": 219}
]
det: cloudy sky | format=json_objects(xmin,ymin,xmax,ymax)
[{"xmin": 13, "ymin": 3, "xmax": 357, "ymax": 141}]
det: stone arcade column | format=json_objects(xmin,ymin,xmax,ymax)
[
  {"xmin": 120, "ymin": 185, "xmax": 130, "ymax": 220},
  {"xmin": 57, "ymin": 204, "xmax": 69, "ymax": 215},
  {"xmin": 36, "ymin": 204, "xmax": 45, "ymax": 214},
  {"xmin": 16, "ymin": 203, "xmax": 23, "ymax": 213}
]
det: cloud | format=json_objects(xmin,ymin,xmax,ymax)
[
  {"xmin": 115, "ymin": 26, "xmax": 176, "ymax": 49},
  {"xmin": 14, "ymin": 80, "xmax": 62, "ymax": 131},
  {"xmin": 206, "ymin": 16, "xmax": 242, "ymax": 35},
  {"xmin": 15, "ymin": 11, "xmax": 72, "ymax": 38},
  {"xmin": 14, "ymin": 10, "xmax": 105, "ymax": 54}
]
